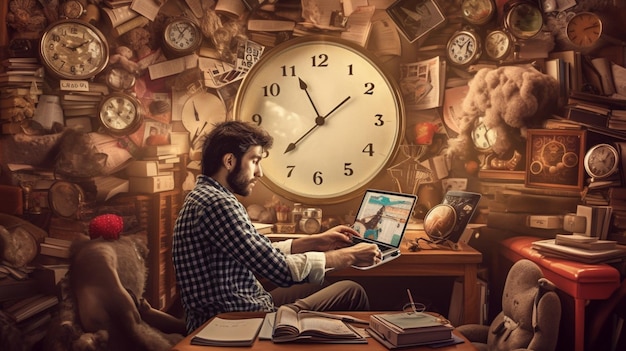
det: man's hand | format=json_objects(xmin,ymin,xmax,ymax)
[
  {"xmin": 291, "ymin": 225, "xmax": 357, "ymax": 253},
  {"xmin": 325, "ymin": 243, "xmax": 381, "ymax": 270}
]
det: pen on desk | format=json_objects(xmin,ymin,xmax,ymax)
[
  {"xmin": 298, "ymin": 310, "xmax": 369, "ymax": 325},
  {"xmin": 407, "ymin": 288, "xmax": 417, "ymax": 313}
]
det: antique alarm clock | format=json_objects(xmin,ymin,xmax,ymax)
[
  {"xmin": 503, "ymin": 0, "xmax": 544, "ymax": 40},
  {"xmin": 162, "ymin": 17, "xmax": 203, "ymax": 57},
  {"xmin": 98, "ymin": 92, "xmax": 144, "ymax": 136},
  {"xmin": 446, "ymin": 28, "xmax": 483, "ymax": 66},
  {"xmin": 59, "ymin": 0, "xmax": 86, "ymax": 19},
  {"xmin": 39, "ymin": 19, "xmax": 109, "ymax": 80},
  {"xmin": 584, "ymin": 143, "xmax": 619, "ymax": 180},
  {"xmin": 461, "ymin": 0, "xmax": 496, "ymax": 26},
  {"xmin": 234, "ymin": 35, "xmax": 405, "ymax": 204},
  {"xmin": 484, "ymin": 29, "xmax": 514, "ymax": 61},
  {"xmin": 299, "ymin": 208, "xmax": 323, "ymax": 234}
]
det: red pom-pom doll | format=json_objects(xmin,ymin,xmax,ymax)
[{"xmin": 89, "ymin": 214, "xmax": 124, "ymax": 240}]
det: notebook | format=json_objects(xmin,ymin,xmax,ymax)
[{"xmin": 349, "ymin": 189, "xmax": 417, "ymax": 270}]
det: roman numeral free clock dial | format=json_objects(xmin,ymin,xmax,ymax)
[{"xmin": 234, "ymin": 36, "xmax": 405, "ymax": 204}]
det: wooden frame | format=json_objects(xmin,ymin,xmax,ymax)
[
  {"xmin": 386, "ymin": 0, "xmax": 446, "ymax": 43},
  {"xmin": 525, "ymin": 129, "xmax": 586, "ymax": 190}
]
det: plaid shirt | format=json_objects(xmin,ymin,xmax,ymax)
[{"xmin": 172, "ymin": 176, "xmax": 324, "ymax": 333}]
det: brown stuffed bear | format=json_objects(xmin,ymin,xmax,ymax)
[
  {"xmin": 43, "ymin": 228, "xmax": 185, "ymax": 351},
  {"xmin": 457, "ymin": 259, "xmax": 561, "ymax": 351}
]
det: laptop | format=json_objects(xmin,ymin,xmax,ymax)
[{"xmin": 349, "ymin": 189, "xmax": 417, "ymax": 270}]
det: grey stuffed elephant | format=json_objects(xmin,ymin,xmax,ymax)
[{"xmin": 457, "ymin": 259, "xmax": 561, "ymax": 351}]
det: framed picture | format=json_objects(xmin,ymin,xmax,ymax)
[
  {"xmin": 525, "ymin": 129, "xmax": 586, "ymax": 190},
  {"xmin": 386, "ymin": 0, "xmax": 446, "ymax": 43}
]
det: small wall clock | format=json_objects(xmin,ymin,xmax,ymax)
[
  {"xmin": 564, "ymin": 12, "xmax": 620, "ymax": 53},
  {"xmin": 584, "ymin": 143, "xmax": 619, "ymax": 180},
  {"xmin": 98, "ymin": 92, "xmax": 144, "ymax": 136},
  {"xmin": 503, "ymin": 0, "xmax": 543, "ymax": 40},
  {"xmin": 39, "ymin": 19, "xmax": 109, "ymax": 80},
  {"xmin": 234, "ymin": 35, "xmax": 405, "ymax": 204},
  {"xmin": 484, "ymin": 29, "xmax": 514, "ymax": 61},
  {"xmin": 162, "ymin": 17, "xmax": 203, "ymax": 57}
]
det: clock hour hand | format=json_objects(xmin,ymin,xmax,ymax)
[
  {"xmin": 285, "ymin": 96, "xmax": 351, "ymax": 153},
  {"xmin": 299, "ymin": 77, "xmax": 322, "ymax": 118}
]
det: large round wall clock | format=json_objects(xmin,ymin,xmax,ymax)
[
  {"xmin": 233, "ymin": 35, "xmax": 405, "ymax": 204},
  {"xmin": 39, "ymin": 19, "xmax": 109, "ymax": 80}
]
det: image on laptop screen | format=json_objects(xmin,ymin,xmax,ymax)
[{"xmin": 352, "ymin": 190, "xmax": 417, "ymax": 248}]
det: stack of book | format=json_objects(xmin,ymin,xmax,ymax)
[
  {"xmin": 367, "ymin": 311, "xmax": 455, "ymax": 348},
  {"xmin": 0, "ymin": 58, "xmax": 43, "ymax": 133},
  {"xmin": 532, "ymin": 234, "xmax": 625, "ymax": 264},
  {"xmin": 60, "ymin": 83, "xmax": 110, "ymax": 131}
]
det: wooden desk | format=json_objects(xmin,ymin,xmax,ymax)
[
  {"xmin": 171, "ymin": 312, "xmax": 479, "ymax": 351},
  {"xmin": 327, "ymin": 230, "xmax": 483, "ymax": 325}
]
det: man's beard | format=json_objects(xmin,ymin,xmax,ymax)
[{"xmin": 227, "ymin": 162, "xmax": 252, "ymax": 196}]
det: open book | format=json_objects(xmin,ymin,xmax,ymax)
[{"xmin": 272, "ymin": 306, "xmax": 366, "ymax": 344}]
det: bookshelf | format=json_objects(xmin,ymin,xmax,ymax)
[{"xmin": 108, "ymin": 189, "xmax": 182, "ymax": 311}]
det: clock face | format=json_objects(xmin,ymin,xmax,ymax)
[
  {"xmin": 566, "ymin": 12, "xmax": 602, "ymax": 48},
  {"xmin": 447, "ymin": 30, "xmax": 482, "ymax": 66},
  {"xmin": 61, "ymin": 0, "xmax": 84, "ymax": 19},
  {"xmin": 461, "ymin": 0, "xmax": 495, "ymax": 26},
  {"xmin": 234, "ymin": 36, "xmax": 404, "ymax": 204},
  {"xmin": 181, "ymin": 90, "xmax": 227, "ymax": 149},
  {"xmin": 504, "ymin": 1, "xmax": 543, "ymax": 39},
  {"xmin": 484, "ymin": 30, "xmax": 512, "ymax": 61},
  {"xmin": 105, "ymin": 67, "xmax": 136, "ymax": 91},
  {"xmin": 164, "ymin": 18, "xmax": 203, "ymax": 55},
  {"xmin": 471, "ymin": 119, "xmax": 497, "ymax": 153},
  {"xmin": 584, "ymin": 143, "xmax": 618, "ymax": 179},
  {"xmin": 39, "ymin": 19, "xmax": 109, "ymax": 80},
  {"xmin": 99, "ymin": 93, "xmax": 143, "ymax": 135}
]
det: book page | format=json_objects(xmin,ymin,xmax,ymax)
[
  {"xmin": 194, "ymin": 317, "xmax": 264, "ymax": 343},
  {"xmin": 299, "ymin": 314, "xmax": 357, "ymax": 337}
]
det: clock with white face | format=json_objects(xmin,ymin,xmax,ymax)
[
  {"xmin": 584, "ymin": 143, "xmax": 619, "ymax": 179},
  {"xmin": 446, "ymin": 29, "xmax": 482, "ymax": 66},
  {"xmin": 234, "ymin": 36, "xmax": 405, "ymax": 204}
]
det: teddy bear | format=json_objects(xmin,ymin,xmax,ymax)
[
  {"xmin": 447, "ymin": 66, "xmax": 560, "ymax": 172},
  {"xmin": 456, "ymin": 259, "xmax": 561, "ymax": 351}
]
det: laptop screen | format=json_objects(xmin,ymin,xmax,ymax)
[{"xmin": 352, "ymin": 189, "xmax": 417, "ymax": 248}]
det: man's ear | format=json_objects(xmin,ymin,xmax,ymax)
[{"xmin": 223, "ymin": 153, "xmax": 235, "ymax": 170}]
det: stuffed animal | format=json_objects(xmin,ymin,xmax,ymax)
[
  {"xmin": 43, "ymin": 216, "xmax": 185, "ymax": 351},
  {"xmin": 447, "ymin": 66, "xmax": 559, "ymax": 172},
  {"xmin": 456, "ymin": 259, "xmax": 561, "ymax": 351}
]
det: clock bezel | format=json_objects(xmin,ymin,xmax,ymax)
[
  {"xmin": 233, "ymin": 35, "xmax": 405, "ymax": 205},
  {"xmin": 98, "ymin": 92, "xmax": 144, "ymax": 136},
  {"xmin": 39, "ymin": 19, "xmax": 109, "ymax": 80},
  {"xmin": 162, "ymin": 17, "xmax": 203, "ymax": 56},
  {"xmin": 446, "ymin": 29, "xmax": 483, "ymax": 66},
  {"xmin": 583, "ymin": 143, "xmax": 619, "ymax": 179}
]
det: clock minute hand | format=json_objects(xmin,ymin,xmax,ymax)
[
  {"xmin": 299, "ymin": 77, "xmax": 322, "ymax": 118},
  {"xmin": 284, "ymin": 95, "xmax": 351, "ymax": 154}
]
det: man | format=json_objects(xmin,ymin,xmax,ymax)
[{"xmin": 173, "ymin": 121, "xmax": 381, "ymax": 334}]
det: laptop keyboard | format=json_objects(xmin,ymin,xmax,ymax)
[{"xmin": 351, "ymin": 236, "xmax": 391, "ymax": 253}]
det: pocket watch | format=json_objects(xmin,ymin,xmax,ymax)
[
  {"xmin": 49, "ymin": 180, "xmax": 85, "ymax": 219},
  {"xmin": 461, "ymin": 0, "xmax": 496, "ymax": 26},
  {"xmin": 484, "ymin": 29, "xmax": 514, "ymax": 61},
  {"xmin": 470, "ymin": 117, "xmax": 497, "ymax": 153},
  {"xmin": 39, "ymin": 19, "xmax": 109, "ymax": 80},
  {"xmin": 60, "ymin": 0, "xmax": 86, "ymax": 19},
  {"xmin": 234, "ymin": 35, "xmax": 405, "ymax": 204},
  {"xmin": 105, "ymin": 67, "xmax": 136, "ymax": 91},
  {"xmin": 446, "ymin": 29, "xmax": 483, "ymax": 66},
  {"xmin": 503, "ymin": 0, "xmax": 543, "ymax": 40},
  {"xmin": 584, "ymin": 143, "xmax": 619, "ymax": 180},
  {"xmin": 98, "ymin": 92, "xmax": 143, "ymax": 136},
  {"xmin": 162, "ymin": 17, "xmax": 203, "ymax": 57}
]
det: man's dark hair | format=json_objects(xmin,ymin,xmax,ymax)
[{"xmin": 201, "ymin": 121, "xmax": 273, "ymax": 176}]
